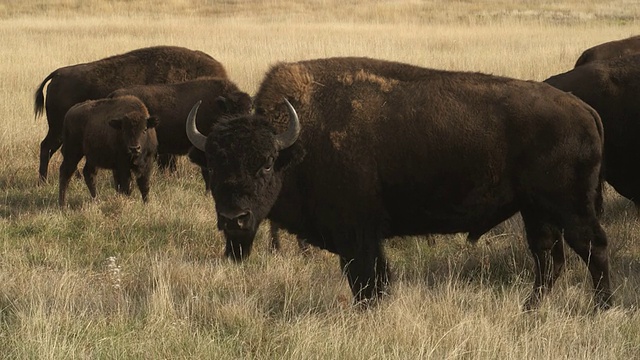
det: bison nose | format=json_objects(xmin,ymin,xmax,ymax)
[
  {"xmin": 128, "ymin": 145, "xmax": 141, "ymax": 155},
  {"xmin": 219, "ymin": 210, "xmax": 253, "ymax": 230}
]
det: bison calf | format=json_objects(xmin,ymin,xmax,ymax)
[
  {"xmin": 59, "ymin": 95, "xmax": 158, "ymax": 207},
  {"xmin": 108, "ymin": 77, "xmax": 252, "ymax": 189}
]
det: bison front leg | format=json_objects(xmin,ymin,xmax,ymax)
[
  {"xmin": 58, "ymin": 148, "xmax": 83, "ymax": 207},
  {"xmin": 135, "ymin": 172, "xmax": 151, "ymax": 203},
  {"xmin": 113, "ymin": 166, "xmax": 132, "ymax": 196},
  {"xmin": 82, "ymin": 162, "xmax": 99, "ymax": 199},
  {"xmin": 337, "ymin": 228, "xmax": 391, "ymax": 306}
]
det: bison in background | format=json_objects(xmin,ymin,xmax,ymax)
[
  {"xmin": 187, "ymin": 57, "xmax": 612, "ymax": 310},
  {"xmin": 575, "ymin": 35, "xmax": 640, "ymax": 67},
  {"xmin": 59, "ymin": 95, "xmax": 158, "ymax": 207},
  {"xmin": 35, "ymin": 45, "xmax": 227, "ymax": 183},
  {"xmin": 545, "ymin": 53, "xmax": 640, "ymax": 211},
  {"xmin": 108, "ymin": 77, "xmax": 252, "ymax": 190}
]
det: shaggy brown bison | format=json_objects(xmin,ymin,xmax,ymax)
[
  {"xmin": 545, "ymin": 53, "xmax": 640, "ymax": 211},
  {"xmin": 108, "ymin": 77, "xmax": 252, "ymax": 189},
  {"xmin": 35, "ymin": 45, "xmax": 226, "ymax": 183},
  {"xmin": 187, "ymin": 57, "xmax": 611, "ymax": 310},
  {"xmin": 59, "ymin": 95, "xmax": 158, "ymax": 207},
  {"xmin": 575, "ymin": 35, "xmax": 640, "ymax": 67}
]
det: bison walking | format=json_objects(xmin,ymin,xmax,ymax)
[
  {"xmin": 108, "ymin": 77, "xmax": 252, "ymax": 189},
  {"xmin": 545, "ymin": 54, "xmax": 640, "ymax": 211},
  {"xmin": 59, "ymin": 95, "xmax": 158, "ymax": 207},
  {"xmin": 35, "ymin": 45, "xmax": 226, "ymax": 183},
  {"xmin": 188, "ymin": 57, "xmax": 611, "ymax": 310}
]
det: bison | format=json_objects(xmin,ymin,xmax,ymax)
[
  {"xmin": 187, "ymin": 57, "xmax": 612, "ymax": 310},
  {"xmin": 35, "ymin": 45, "xmax": 226, "ymax": 183},
  {"xmin": 59, "ymin": 95, "xmax": 158, "ymax": 207},
  {"xmin": 545, "ymin": 53, "xmax": 640, "ymax": 211},
  {"xmin": 108, "ymin": 77, "xmax": 252, "ymax": 189},
  {"xmin": 575, "ymin": 35, "xmax": 640, "ymax": 67}
]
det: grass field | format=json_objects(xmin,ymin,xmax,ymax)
[{"xmin": 2, "ymin": 1, "xmax": 640, "ymax": 358}]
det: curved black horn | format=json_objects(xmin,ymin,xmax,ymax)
[
  {"xmin": 274, "ymin": 98, "xmax": 301, "ymax": 151},
  {"xmin": 186, "ymin": 100, "xmax": 207, "ymax": 152}
]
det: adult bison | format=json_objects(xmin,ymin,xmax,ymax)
[
  {"xmin": 187, "ymin": 57, "xmax": 611, "ymax": 310},
  {"xmin": 575, "ymin": 35, "xmax": 640, "ymax": 67},
  {"xmin": 108, "ymin": 77, "xmax": 252, "ymax": 189},
  {"xmin": 545, "ymin": 54, "xmax": 640, "ymax": 210},
  {"xmin": 35, "ymin": 45, "xmax": 226, "ymax": 183},
  {"xmin": 59, "ymin": 95, "xmax": 158, "ymax": 207}
]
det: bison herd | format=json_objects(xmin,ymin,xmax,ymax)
[{"xmin": 33, "ymin": 35, "xmax": 640, "ymax": 310}]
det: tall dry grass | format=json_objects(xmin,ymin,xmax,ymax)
[{"xmin": 2, "ymin": 1, "xmax": 640, "ymax": 358}]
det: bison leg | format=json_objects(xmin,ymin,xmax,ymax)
[
  {"xmin": 113, "ymin": 167, "xmax": 132, "ymax": 196},
  {"xmin": 561, "ymin": 212, "xmax": 613, "ymax": 310},
  {"xmin": 82, "ymin": 162, "xmax": 98, "ymax": 199},
  {"xmin": 520, "ymin": 210, "xmax": 565, "ymax": 310},
  {"xmin": 135, "ymin": 173, "xmax": 151, "ymax": 202},
  {"xmin": 336, "ymin": 228, "xmax": 390, "ymax": 306},
  {"xmin": 58, "ymin": 152, "xmax": 82, "ymax": 207},
  {"xmin": 39, "ymin": 132, "xmax": 63, "ymax": 184}
]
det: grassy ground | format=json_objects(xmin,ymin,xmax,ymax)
[{"xmin": 2, "ymin": 1, "xmax": 640, "ymax": 358}]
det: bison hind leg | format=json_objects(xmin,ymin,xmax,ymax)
[
  {"xmin": 520, "ymin": 209, "xmax": 566, "ymax": 311},
  {"xmin": 561, "ymin": 212, "xmax": 613, "ymax": 310}
]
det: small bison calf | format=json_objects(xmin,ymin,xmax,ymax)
[{"xmin": 59, "ymin": 95, "xmax": 159, "ymax": 207}]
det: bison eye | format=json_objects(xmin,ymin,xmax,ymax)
[{"xmin": 261, "ymin": 157, "xmax": 274, "ymax": 175}]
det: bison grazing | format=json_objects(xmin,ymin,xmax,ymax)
[
  {"xmin": 575, "ymin": 35, "xmax": 640, "ymax": 67},
  {"xmin": 545, "ymin": 54, "xmax": 640, "ymax": 211},
  {"xmin": 108, "ymin": 77, "xmax": 252, "ymax": 189},
  {"xmin": 35, "ymin": 45, "xmax": 227, "ymax": 183},
  {"xmin": 187, "ymin": 57, "xmax": 611, "ymax": 310},
  {"xmin": 59, "ymin": 95, "xmax": 158, "ymax": 207}
]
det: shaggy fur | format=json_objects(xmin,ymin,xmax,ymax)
[
  {"xmin": 34, "ymin": 46, "xmax": 226, "ymax": 182},
  {"xmin": 192, "ymin": 57, "xmax": 611, "ymax": 310}
]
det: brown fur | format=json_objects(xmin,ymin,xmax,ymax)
[
  {"xmin": 59, "ymin": 95, "xmax": 158, "ymax": 206},
  {"xmin": 575, "ymin": 35, "xmax": 640, "ymax": 67},
  {"xmin": 196, "ymin": 57, "xmax": 612, "ymax": 309},
  {"xmin": 546, "ymin": 53, "xmax": 640, "ymax": 208},
  {"xmin": 35, "ymin": 46, "xmax": 226, "ymax": 183}
]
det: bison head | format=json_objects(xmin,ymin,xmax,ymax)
[
  {"xmin": 187, "ymin": 99, "xmax": 304, "ymax": 260},
  {"xmin": 109, "ymin": 112, "xmax": 159, "ymax": 158}
]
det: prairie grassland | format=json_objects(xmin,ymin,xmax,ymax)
[{"xmin": 2, "ymin": 1, "xmax": 640, "ymax": 359}]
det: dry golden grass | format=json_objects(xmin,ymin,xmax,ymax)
[{"xmin": 2, "ymin": 1, "xmax": 640, "ymax": 358}]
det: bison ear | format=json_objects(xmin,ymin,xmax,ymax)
[
  {"xmin": 275, "ymin": 142, "xmax": 305, "ymax": 172},
  {"xmin": 108, "ymin": 118, "xmax": 123, "ymax": 129},
  {"xmin": 147, "ymin": 116, "xmax": 159, "ymax": 128}
]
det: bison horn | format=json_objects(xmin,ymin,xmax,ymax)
[
  {"xmin": 274, "ymin": 98, "xmax": 301, "ymax": 151},
  {"xmin": 186, "ymin": 100, "xmax": 207, "ymax": 152}
]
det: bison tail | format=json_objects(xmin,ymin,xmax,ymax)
[{"xmin": 34, "ymin": 70, "xmax": 58, "ymax": 119}]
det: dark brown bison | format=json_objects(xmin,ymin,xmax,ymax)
[
  {"xmin": 575, "ymin": 35, "xmax": 640, "ymax": 67},
  {"xmin": 187, "ymin": 57, "xmax": 611, "ymax": 310},
  {"xmin": 35, "ymin": 45, "xmax": 226, "ymax": 183},
  {"xmin": 108, "ymin": 77, "xmax": 252, "ymax": 189},
  {"xmin": 545, "ymin": 54, "xmax": 640, "ymax": 211},
  {"xmin": 59, "ymin": 95, "xmax": 158, "ymax": 207}
]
